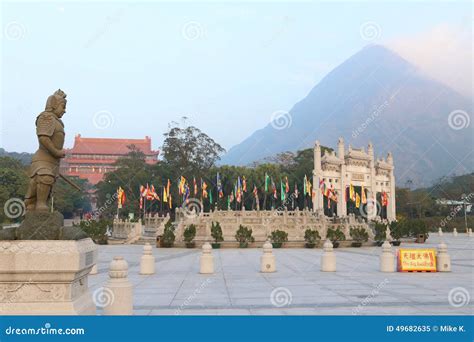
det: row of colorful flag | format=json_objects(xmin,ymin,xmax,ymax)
[{"xmin": 116, "ymin": 174, "xmax": 389, "ymax": 209}]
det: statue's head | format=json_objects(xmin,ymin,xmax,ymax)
[{"xmin": 45, "ymin": 89, "xmax": 67, "ymax": 118}]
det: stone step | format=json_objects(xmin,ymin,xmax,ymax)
[{"xmin": 133, "ymin": 236, "xmax": 157, "ymax": 245}]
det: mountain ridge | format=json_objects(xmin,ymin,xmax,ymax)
[{"xmin": 220, "ymin": 45, "xmax": 473, "ymax": 187}]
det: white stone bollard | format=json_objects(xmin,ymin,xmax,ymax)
[
  {"xmin": 438, "ymin": 227, "xmax": 443, "ymax": 237},
  {"xmin": 103, "ymin": 256, "xmax": 133, "ymax": 315},
  {"xmin": 200, "ymin": 242, "xmax": 214, "ymax": 274},
  {"xmin": 380, "ymin": 241, "xmax": 395, "ymax": 272},
  {"xmin": 321, "ymin": 240, "xmax": 336, "ymax": 272},
  {"xmin": 260, "ymin": 240, "xmax": 276, "ymax": 273},
  {"xmin": 139, "ymin": 243, "xmax": 155, "ymax": 275},
  {"xmin": 90, "ymin": 264, "xmax": 98, "ymax": 275},
  {"xmin": 468, "ymin": 228, "xmax": 473, "ymax": 237},
  {"xmin": 453, "ymin": 228, "xmax": 458, "ymax": 236},
  {"xmin": 436, "ymin": 242, "xmax": 451, "ymax": 272}
]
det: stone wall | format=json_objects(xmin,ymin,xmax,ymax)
[
  {"xmin": 111, "ymin": 219, "xmax": 142, "ymax": 242},
  {"xmin": 111, "ymin": 214, "xmax": 171, "ymax": 244},
  {"xmin": 170, "ymin": 208, "xmax": 374, "ymax": 246}
]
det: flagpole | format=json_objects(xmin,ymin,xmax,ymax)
[{"xmin": 160, "ymin": 186, "xmax": 163, "ymax": 215}]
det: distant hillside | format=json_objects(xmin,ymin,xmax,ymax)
[
  {"xmin": 0, "ymin": 148, "xmax": 32, "ymax": 165},
  {"xmin": 424, "ymin": 173, "xmax": 474, "ymax": 200},
  {"xmin": 221, "ymin": 45, "xmax": 473, "ymax": 187}
]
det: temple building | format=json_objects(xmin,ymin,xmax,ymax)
[
  {"xmin": 312, "ymin": 138, "xmax": 396, "ymax": 221},
  {"xmin": 61, "ymin": 135, "xmax": 159, "ymax": 184}
]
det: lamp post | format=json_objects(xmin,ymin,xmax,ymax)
[{"xmin": 461, "ymin": 193, "xmax": 468, "ymax": 233}]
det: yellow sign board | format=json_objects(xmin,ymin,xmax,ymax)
[{"xmin": 397, "ymin": 249, "xmax": 437, "ymax": 272}]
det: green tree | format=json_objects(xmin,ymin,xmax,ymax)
[
  {"xmin": 162, "ymin": 122, "xmax": 225, "ymax": 175},
  {"xmin": 0, "ymin": 157, "xmax": 28, "ymax": 223}
]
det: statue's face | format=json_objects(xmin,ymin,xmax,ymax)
[{"xmin": 53, "ymin": 100, "xmax": 66, "ymax": 117}]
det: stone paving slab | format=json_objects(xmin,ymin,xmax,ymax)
[{"xmin": 90, "ymin": 235, "xmax": 473, "ymax": 315}]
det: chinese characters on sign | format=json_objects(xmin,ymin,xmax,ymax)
[{"xmin": 397, "ymin": 249, "xmax": 437, "ymax": 272}]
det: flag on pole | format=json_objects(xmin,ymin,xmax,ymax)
[
  {"xmin": 280, "ymin": 179, "xmax": 285, "ymax": 201},
  {"xmin": 163, "ymin": 179, "xmax": 171, "ymax": 203},
  {"xmin": 242, "ymin": 176, "xmax": 247, "ymax": 192},
  {"xmin": 140, "ymin": 185, "xmax": 147, "ymax": 198},
  {"xmin": 117, "ymin": 187, "xmax": 126, "ymax": 208},
  {"xmin": 150, "ymin": 185, "xmax": 160, "ymax": 201},
  {"xmin": 253, "ymin": 184, "xmax": 259, "ymax": 210},
  {"xmin": 264, "ymin": 173, "xmax": 270, "ymax": 192},
  {"xmin": 382, "ymin": 191, "xmax": 388, "ymax": 207},
  {"xmin": 146, "ymin": 183, "xmax": 154, "ymax": 201},
  {"xmin": 139, "ymin": 196, "xmax": 143, "ymax": 210},
  {"xmin": 209, "ymin": 188, "xmax": 213, "ymax": 204},
  {"xmin": 355, "ymin": 192, "xmax": 361, "ymax": 208},
  {"xmin": 361, "ymin": 185, "xmax": 367, "ymax": 204},
  {"xmin": 202, "ymin": 179, "xmax": 208, "ymax": 198},
  {"xmin": 183, "ymin": 183, "xmax": 190, "ymax": 201},
  {"xmin": 217, "ymin": 173, "xmax": 223, "ymax": 198},
  {"xmin": 294, "ymin": 183, "xmax": 299, "ymax": 197},
  {"xmin": 319, "ymin": 178, "xmax": 325, "ymax": 195},
  {"xmin": 236, "ymin": 177, "xmax": 242, "ymax": 203},
  {"xmin": 285, "ymin": 176, "xmax": 289, "ymax": 194},
  {"xmin": 271, "ymin": 178, "xmax": 277, "ymax": 199},
  {"xmin": 350, "ymin": 184, "xmax": 356, "ymax": 202},
  {"xmin": 227, "ymin": 195, "xmax": 230, "ymax": 209},
  {"xmin": 329, "ymin": 184, "xmax": 338, "ymax": 203},
  {"xmin": 303, "ymin": 175, "xmax": 307, "ymax": 195},
  {"xmin": 193, "ymin": 177, "xmax": 198, "ymax": 196},
  {"xmin": 253, "ymin": 184, "xmax": 258, "ymax": 198},
  {"xmin": 179, "ymin": 176, "xmax": 186, "ymax": 195},
  {"xmin": 163, "ymin": 185, "xmax": 168, "ymax": 203},
  {"xmin": 306, "ymin": 177, "xmax": 312, "ymax": 195},
  {"xmin": 230, "ymin": 190, "xmax": 234, "ymax": 203}
]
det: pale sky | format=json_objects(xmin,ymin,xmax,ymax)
[{"xmin": 1, "ymin": 0, "xmax": 471, "ymax": 154}]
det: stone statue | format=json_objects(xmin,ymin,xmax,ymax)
[
  {"xmin": 0, "ymin": 90, "xmax": 87, "ymax": 240},
  {"xmin": 25, "ymin": 89, "xmax": 67, "ymax": 212}
]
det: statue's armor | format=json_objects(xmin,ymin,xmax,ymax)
[{"xmin": 29, "ymin": 111, "xmax": 65, "ymax": 179}]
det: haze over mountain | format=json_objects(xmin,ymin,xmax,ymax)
[{"xmin": 221, "ymin": 45, "xmax": 473, "ymax": 188}]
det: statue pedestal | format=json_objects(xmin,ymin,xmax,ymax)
[{"xmin": 0, "ymin": 238, "xmax": 98, "ymax": 315}]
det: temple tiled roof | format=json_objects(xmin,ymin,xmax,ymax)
[
  {"xmin": 345, "ymin": 147, "xmax": 371, "ymax": 161},
  {"xmin": 67, "ymin": 134, "xmax": 159, "ymax": 156}
]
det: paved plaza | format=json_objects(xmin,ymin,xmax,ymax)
[{"xmin": 90, "ymin": 235, "xmax": 473, "ymax": 315}]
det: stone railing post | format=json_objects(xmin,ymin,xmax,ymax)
[{"xmin": 103, "ymin": 256, "xmax": 133, "ymax": 315}]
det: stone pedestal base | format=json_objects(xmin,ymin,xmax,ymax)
[{"xmin": 0, "ymin": 239, "xmax": 98, "ymax": 315}]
